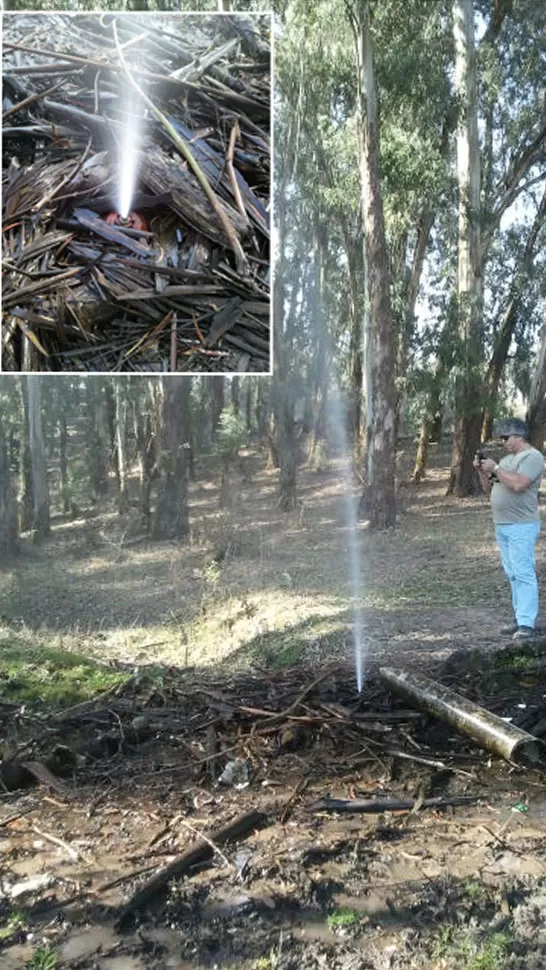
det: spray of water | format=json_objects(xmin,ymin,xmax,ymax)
[
  {"xmin": 117, "ymin": 77, "xmax": 143, "ymax": 219},
  {"xmin": 327, "ymin": 393, "xmax": 366, "ymax": 692}
]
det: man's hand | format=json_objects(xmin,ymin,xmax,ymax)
[{"xmin": 480, "ymin": 458, "xmax": 498, "ymax": 476}]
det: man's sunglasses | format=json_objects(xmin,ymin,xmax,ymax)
[{"xmin": 499, "ymin": 435, "xmax": 511, "ymax": 441}]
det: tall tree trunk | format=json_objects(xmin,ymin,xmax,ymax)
[
  {"xmin": 273, "ymin": 94, "xmax": 297, "ymax": 510},
  {"xmin": 448, "ymin": 0, "xmax": 484, "ymax": 496},
  {"xmin": 18, "ymin": 380, "xmax": 33, "ymax": 532},
  {"xmin": 344, "ymin": 229, "xmax": 364, "ymax": 450},
  {"xmin": 245, "ymin": 379, "xmax": 253, "ymax": 436},
  {"xmin": 59, "ymin": 410, "xmax": 70, "ymax": 514},
  {"xmin": 152, "ymin": 379, "xmax": 190, "ymax": 541},
  {"xmin": 349, "ymin": 1, "xmax": 396, "ymax": 528},
  {"xmin": 308, "ymin": 226, "xmax": 329, "ymax": 467},
  {"xmin": 115, "ymin": 381, "xmax": 129, "ymax": 514},
  {"xmin": 134, "ymin": 380, "xmax": 159, "ymax": 533},
  {"xmin": 209, "ymin": 377, "xmax": 224, "ymax": 440},
  {"xmin": 230, "ymin": 377, "xmax": 240, "ymax": 411},
  {"xmin": 88, "ymin": 381, "xmax": 110, "ymax": 502},
  {"xmin": 527, "ymin": 320, "xmax": 546, "ymax": 451},
  {"xmin": 412, "ymin": 356, "xmax": 445, "ymax": 481},
  {"xmin": 0, "ymin": 418, "xmax": 18, "ymax": 556},
  {"xmin": 26, "ymin": 377, "xmax": 50, "ymax": 540}
]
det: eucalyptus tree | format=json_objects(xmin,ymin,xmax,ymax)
[
  {"xmin": 0, "ymin": 381, "xmax": 20, "ymax": 554},
  {"xmin": 130, "ymin": 378, "xmax": 161, "ymax": 530},
  {"xmin": 270, "ymin": 2, "xmax": 305, "ymax": 510},
  {"xmin": 152, "ymin": 379, "xmax": 191, "ymax": 540},
  {"xmin": 25, "ymin": 377, "xmax": 50, "ymax": 540},
  {"xmin": 86, "ymin": 380, "xmax": 111, "ymax": 503},
  {"xmin": 447, "ymin": 0, "xmax": 546, "ymax": 489},
  {"xmin": 448, "ymin": 0, "xmax": 483, "ymax": 495},
  {"xmin": 114, "ymin": 380, "xmax": 130, "ymax": 514},
  {"xmin": 526, "ymin": 321, "xmax": 546, "ymax": 449}
]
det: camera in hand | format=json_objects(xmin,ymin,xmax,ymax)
[{"xmin": 475, "ymin": 449, "xmax": 498, "ymax": 482}]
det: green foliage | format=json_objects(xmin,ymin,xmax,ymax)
[
  {"xmin": 214, "ymin": 406, "xmax": 248, "ymax": 458},
  {"xmin": 460, "ymin": 879, "xmax": 486, "ymax": 902},
  {"xmin": 432, "ymin": 926, "xmax": 513, "ymax": 970},
  {"xmin": 327, "ymin": 908, "xmax": 361, "ymax": 929},
  {"xmin": 27, "ymin": 944, "xmax": 57, "ymax": 970},
  {"xmin": 0, "ymin": 634, "xmax": 125, "ymax": 709},
  {"xmin": 0, "ymin": 910, "xmax": 28, "ymax": 940}
]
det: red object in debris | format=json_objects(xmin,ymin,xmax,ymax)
[{"xmin": 104, "ymin": 211, "xmax": 148, "ymax": 231}]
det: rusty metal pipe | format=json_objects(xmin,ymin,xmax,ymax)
[{"xmin": 379, "ymin": 666, "xmax": 541, "ymax": 765}]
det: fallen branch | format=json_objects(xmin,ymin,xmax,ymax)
[
  {"xmin": 309, "ymin": 795, "xmax": 480, "ymax": 814},
  {"xmin": 115, "ymin": 809, "xmax": 268, "ymax": 928}
]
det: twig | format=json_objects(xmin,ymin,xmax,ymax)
[
  {"xmin": 280, "ymin": 776, "xmax": 309, "ymax": 824},
  {"xmin": 2, "ymin": 78, "xmax": 67, "ymax": 121},
  {"xmin": 31, "ymin": 824, "xmax": 83, "ymax": 863},
  {"xmin": 255, "ymin": 668, "xmax": 336, "ymax": 726},
  {"xmin": 177, "ymin": 818, "xmax": 234, "ymax": 870},
  {"xmin": 170, "ymin": 312, "xmax": 178, "ymax": 371},
  {"xmin": 227, "ymin": 121, "xmax": 250, "ymax": 225}
]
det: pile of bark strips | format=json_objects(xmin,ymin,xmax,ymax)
[
  {"xmin": 2, "ymin": 13, "xmax": 270, "ymax": 372},
  {"xmin": 3, "ymin": 650, "xmax": 546, "ymax": 804}
]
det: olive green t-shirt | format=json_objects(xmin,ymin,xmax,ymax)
[{"xmin": 490, "ymin": 447, "xmax": 545, "ymax": 524}]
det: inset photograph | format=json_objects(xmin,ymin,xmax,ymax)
[{"xmin": 2, "ymin": 12, "xmax": 271, "ymax": 372}]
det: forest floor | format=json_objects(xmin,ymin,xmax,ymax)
[{"xmin": 0, "ymin": 439, "xmax": 545, "ymax": 970}]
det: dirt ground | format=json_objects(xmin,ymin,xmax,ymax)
[{"xmin": 1, "ymin": 441, "xmax": 545, "ymax": 969}]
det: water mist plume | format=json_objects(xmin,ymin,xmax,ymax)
[
  {"xmin": 117, "ymin": 76, "xmax": 144, "ymax": 220},
  {"xmin": 327, "ymin": 394, "xmax": 366, "ymax": 693}
]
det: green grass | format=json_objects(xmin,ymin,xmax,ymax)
[
  {"xmin": 460, "ymin": 878, "xmax": 486, "ymax": 902},
  {"xmin": 0, "ymin": 909, "xmax": 28, "ymax": 940},
  {"xmin": 326, "ymin": 908, "xmax": 361, "ymax": 929},
  {"xmin": 432, "ymin": 927, "xmax": 513, "ymax": 970},
  {"xmin": 0, "ymin": 632, "xmax": 125, "ymax": 709},
  {"xmin": 27, "ymin": 944, "xmax": 57, "ymax": 970}
]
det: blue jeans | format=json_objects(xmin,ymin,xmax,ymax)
[{"xmin": 495, "ymin": 522, "xmax": 541, "ymax": 628}]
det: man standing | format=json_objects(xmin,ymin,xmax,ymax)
[{"xmin": 474, "ymin": 418, "xmax": 544, "ymax": 640}]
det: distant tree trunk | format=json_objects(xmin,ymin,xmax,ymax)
[
  {"xmin": 230, "ymin": 377, "xmax": 240, "ymax": 411},
  {"xmin": 209, "ymin": 378, "xmax": 224, "ymax": 439},
  {"xmin": 527, "ymin": 320, "xmax": 546, "ymax": 451},
  {"xmin": 308, "ymin": 227, "xmax": 329, "ymax": 467},
  {"xmin": 19, "ymin": 381, "xmax": 33, "ymax": 532},
  {"xmin": 273, "ymin": 81, "xmax": 297, "ymax": 511},
  {"xmin": 345, "ymin": 232, "xmax": 364, "ymax": 449},
  {"xmin": 349, "ymin": 1, "xmax": 396, "ymax": 528},
  {"xmin": 276, "ymin": 382, "xmax": 297, "ymax": 510},
  {"xmin": 59, "ymin": 410, "xmax": 70, "ymax": 514},
  {"xmin": 152, "ymin": 379, "xmax": 190, "ymax": 541},
  {"xmin": 448, "ymin": 0, "xmax": 483, "ymax": 496},
  {"xmin": 89, "ymin": 382, "xmax": 110, "ymax": 502},
  {"xmin": 134, "ymin": 380, "xmax": 159, "ymax": 533},
  {"xmin": 412, "ymin": 357, "xmax": 444, "ymax": 481},
  {"xmin": 26, "ymin": 377, "xmax": 50, "ymax": 540},
  {"xmin": 114, "ymin": 382, "xmax": 129, "ymax": 514},
  {"xmin": 245, "ymin": 380, "xmax": 253, "ymax": 436},
  {"xmin": 256, "ymin": 380, "xmax": 269, "ymax": 440},
  {"xmin": 412, "ymin": 419, "xmax": 431, "ymax": 484},
  {"xmin": 0, "ymin": 419, "xmax": 18, "ymax": 556}
]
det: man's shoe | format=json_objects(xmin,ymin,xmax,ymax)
[
  {"xmin": 501, "ymin": 624, "xmax": 518, "ymax": 635},
  {"xmin": 512, "ymin": 626, "xmax": 535, "ymax": 640}
]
